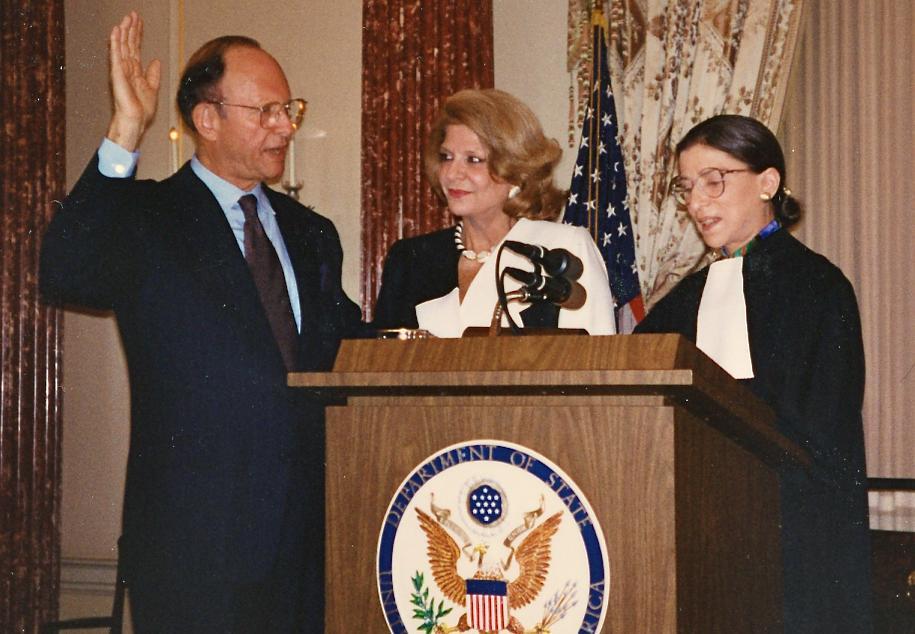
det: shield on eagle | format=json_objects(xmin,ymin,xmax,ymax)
[{"xmin": 465, "ymin": 578, "xmax": 509, "ymax": 631}]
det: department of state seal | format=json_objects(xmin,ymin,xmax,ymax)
[{"xmin": 377, "ymin": 440, "xmax": 609, "ymax": 633}]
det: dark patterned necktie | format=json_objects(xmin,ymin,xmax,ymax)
[{"xmin": 238, "ymin": 194, "xmax": 298, "ymax": 371}]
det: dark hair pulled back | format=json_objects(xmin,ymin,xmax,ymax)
[{"xmin": 676, "ymin": 114, "xmax": 802, "ymax": 227}]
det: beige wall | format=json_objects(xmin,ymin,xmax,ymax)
[
  {"xmin": 61, "ymin": 0, "xmax": 169, "ymax": 566},
  {"xmin": 495, "ymin": 0, "xmax": 577, "ymax": 179}
]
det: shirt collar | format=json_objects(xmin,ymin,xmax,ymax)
[
  {"xmin": 190, "ymin": 155, "xmax": 271, "ymax": 215},
  {"xmin": 722, "ymin": 218, "xmax": 782, "ymax": 258}
]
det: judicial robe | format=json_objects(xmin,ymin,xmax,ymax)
[{"xmin": 636, "ymin": 228, "xmax": 872, "ymax": 632}]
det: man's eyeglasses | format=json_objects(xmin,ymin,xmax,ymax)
[
  {"xmin": 669, "ymin": 168, "xmax": 750, "ymax": 204},
  {"xmin": 207, "ymin": 98, "xmax": 307, "ymax": 129}
]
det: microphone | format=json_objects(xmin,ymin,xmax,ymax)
[
  {"xmin": 503, "ymin": 240, "xmax": 584, "ymax": 280},
  {"xmin": 504, "ymin": 267, "xmax": 587, "ymax": 310}
]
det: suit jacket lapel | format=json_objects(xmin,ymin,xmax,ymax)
[
  {"xmin": 268, "ymin": 188, "xmax": 319, "ymax": 346},
  {"xmin": 167, "ymin": 165, "xmax": 283, "ymax": 364}
]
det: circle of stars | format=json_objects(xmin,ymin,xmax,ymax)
[{"xmin": 467, "ymin": 484, "xmax": 504, "ymax": 526}]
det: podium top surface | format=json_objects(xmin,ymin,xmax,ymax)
[
  {"xmin": 290, "ymin": 333, "xmax": 746, "ymax": 395},
  {"xmin": 294, "ymin": 333, "xmax": 720, "ymax": 371}
]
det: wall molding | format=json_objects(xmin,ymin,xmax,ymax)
[
  {"xmin": 869, "ymin": 491, "xmax": 915, "ymax": 533},
  {"xmin": 60, "ymin": 557, "xmax": 118, "ymax": 596}
]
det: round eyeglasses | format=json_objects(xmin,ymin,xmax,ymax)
[
  {"xmin": 207, "ymin": 98, "xmax": 307, "ymax": 129},
  {"xmin": 669, "ymin": 167, "xmax": 750, "ymax": 204}
]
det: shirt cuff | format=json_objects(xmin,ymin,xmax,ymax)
[{"xmin": 98, "ymin": 138, "xmax": 139, "ymax": 178}]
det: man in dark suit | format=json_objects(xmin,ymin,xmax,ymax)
[{"xmin": 40, "ymin": 12, "xmax": 362, "ymax": 632}]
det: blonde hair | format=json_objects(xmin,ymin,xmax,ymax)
[{"xmin": 424, "ymin": 89, "xmax": 566, "ymax": 221}]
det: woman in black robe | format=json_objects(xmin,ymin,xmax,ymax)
[{"xmin": 636, "ymin": 115, "xmax": 872, "ymax": 632}]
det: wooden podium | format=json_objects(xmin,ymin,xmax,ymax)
[{"xmin": 289, "ymin": 333, "xmax": 808, "ymax": 632}]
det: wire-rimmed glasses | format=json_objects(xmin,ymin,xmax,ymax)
[
  {"xmin": 207, "ymin": 98, "xmax": 307, "ymax": 129},
  {"xmin": 669, "ymin": 167, "xmax": 750, "ymax": 204}
]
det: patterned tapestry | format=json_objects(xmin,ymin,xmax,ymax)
[
  {"xmin": 361, "ymin": 0, "xmax": 494, "ymax": 320},
  {"xmin": 568, "ymin": 0, "xmax": 804, "ymax": 306}
]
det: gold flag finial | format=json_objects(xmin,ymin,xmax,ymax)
[{"xmin": 590, "ymin": 7, "xmax": 608, "ymax": 30}]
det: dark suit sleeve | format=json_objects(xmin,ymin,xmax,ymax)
[
  {"xmin": 373, "ymin": 239, "xmax": 420, "ymax": 329},
  {"xmin": 312, "ymin": 215, "xmax": 366, "ymax": 341},
  {"xmin": 40, "ymin": 155, "xmax": 144, "ymax": 309},
  {"xmin": 290, "ymin": 213, "xmax": 369, "ymax": 373}
]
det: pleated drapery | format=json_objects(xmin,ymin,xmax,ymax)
[
  {"xmin": 780, "ymin": 1, "xmax": 915, "ymax": 517},
  {"xmin": 0, "ymin": 1, "xmax": 66, "ymax": 631},
  {"xmin": 360, "ymin": 0, "xmax": 494, "ymax": 320}
]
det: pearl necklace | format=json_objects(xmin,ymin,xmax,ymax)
[{"xmin": 454, "ymin": 222, "xmax": 494, "ymax": 262}]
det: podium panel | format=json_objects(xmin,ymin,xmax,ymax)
[{"xmin": 291, "ymin": 335, "xmax": 802, "ymax": 632}]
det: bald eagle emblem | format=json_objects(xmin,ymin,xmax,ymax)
[{"xmin": 415, "ymin": 499, "xmax": 562, "ymax": 634}]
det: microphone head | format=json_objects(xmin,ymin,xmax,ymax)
[
  {"xmin": 503, "ymin": 240, "xmax": 583, "ymax": 281},
  {"xmin": 543, "ymin": 249, "xmax": 584, "ymax": 280},
  {"xmin": 561, "ymin": 281, "xmax": 587, "ymax": 310},
  {"xmin": 503, "ymin": 265, "xmax": 587, "ymax": 310},
  {"xmin": 503, "ymin": 240, "xmax": 541, "ymax": 261}
]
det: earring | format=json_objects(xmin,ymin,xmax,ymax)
[
  {"xmin": 760, "ymin": 192, "xmax": 772, "ymax": 201},
  {"xmin": 508, "ymin": 185, "xmax": 521, "ymax": 199}
]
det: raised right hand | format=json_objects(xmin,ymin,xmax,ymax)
[{"xmin": 106, "ymin": 12, "xmax": 162, "ymax": 151}]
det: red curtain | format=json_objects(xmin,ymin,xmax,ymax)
[
  {"xmin": 360, "ymin": 0, "xmax": 494, "ymax": 320},
  {"xmin": 0, "ymin": 0, "xmax": 65, "ymax": 631}
]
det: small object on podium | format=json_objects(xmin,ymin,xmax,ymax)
[
  {"xmin": 463, "ymin": 326, "xmax": 587, "ymax": 337},
  {"xmin": 376, "ymin": 328, "xmax": 432, "ymax": 340}
]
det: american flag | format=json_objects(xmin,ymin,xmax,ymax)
[
  {"xmin": 465, "ymin": 579, "xmax": 508, "ymax": 631},
  {"xmin": 564, "ymin": 12, "xmax": 644, "ymax": 333}
]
